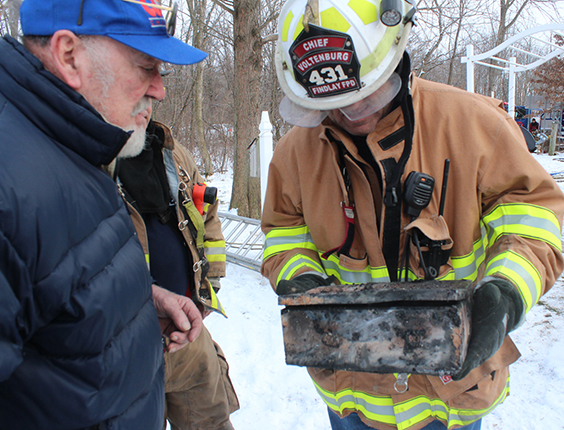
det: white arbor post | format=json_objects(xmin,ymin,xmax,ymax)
[
  {"xmin": 508, "ymin": 56, "xmax": 517, "ymax": 122},
  {"xmin": 259, "ymin": 111, "xmax": 274, "ymax": 209},
  {"xmin": 461, "ymin": 24, "xmax": 564, "ymax": 107},
  {"xmin": 466, "ymin": 45, "xmax": 474, "ymax": 93}
]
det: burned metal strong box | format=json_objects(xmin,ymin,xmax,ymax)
[{"xmin": 279, "ymin": 280, "xmax": 473, "ymax": 375}]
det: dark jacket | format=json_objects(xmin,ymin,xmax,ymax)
[{"xmin": 0, "ymin": 36, "xmax": 164, "ymax": 430}]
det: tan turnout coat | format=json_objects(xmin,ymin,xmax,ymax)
[{"xmin": 261, "ymin": 77, "xmax": 564, "ymax": 429}]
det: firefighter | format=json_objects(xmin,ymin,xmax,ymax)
[
  {"xmin": 260, "ymin": 0, "xmax": 564, "ymax": 429},
  {"xmin": 114, "ymin": 119, "xmax": 240, "ymax": 430}
]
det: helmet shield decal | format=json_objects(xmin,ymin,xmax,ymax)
[{"xmin": 289, "ymin": 24, "xmax": 361, "ymax": 99}]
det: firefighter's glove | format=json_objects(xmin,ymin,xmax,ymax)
[
  {"xmin": 276, "ymin": 273, "xmax": 336, "ymax": 296},
  {"xmin": 453, "ymin": 276, "xmax": 524, "ymax": 381}
]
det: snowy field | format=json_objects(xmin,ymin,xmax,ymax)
[{"xmin": 198, "ymin": 152, "xmax": 564, "ymax": 430}]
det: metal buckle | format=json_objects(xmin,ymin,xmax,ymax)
[
  {"xmin": 193, "ymin": 260, "xmax": 202, "ymax": 272},
  {"xmin": 394, "ymin": 373, "xmax": 409, "ymax": 393}
]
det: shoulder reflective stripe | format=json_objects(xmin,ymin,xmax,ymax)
[
  {"xmin": 277, "ymin": 255, "xmax": 325, "ymax": 284},
  {"xmin": 486, "ymin": 250, "xmax": 542, "ymax": 312},
  {"xmin": 483, "ymin": 203, "xmax": 562, "ymax": 251},
  {"xmin": 145, "ymin": 252, "xmax": 150, "ymax": 269},
  {"xmin": 314, "ymin": 375, "xmax": 509, "ymax": 430},
  {"xmin": 264, "ymin": 226, "xmax": 317, "ymax": 260}
]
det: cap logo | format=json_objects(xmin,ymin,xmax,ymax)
[
  {"xmin": 289, "ymin": 24, "xmax": 361, "ymax": 98},
  {"xmin": 139, "ymin": 0, "xmax": 166, "ymax": 28}
]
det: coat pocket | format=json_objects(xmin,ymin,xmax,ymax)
[{"xmin": 404, "ymin": 215, "xmax": 454, "ymax": 280}]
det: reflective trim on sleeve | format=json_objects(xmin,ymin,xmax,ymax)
[
  {"xmin": 204, "ymin": 240, "xmax": 226, "ymax": 262},
  {"xmin": 485, "ymin": 250, "xmax": 542, "ymax": 313},
  {"xmin": 277, "ymin": 254, "xmax": 325, "ymax": 285},
  {"xmin": 313, "ymin": 375, "xmax": 510, "ymax": 430},
  {"xmin": 451, "ymin": 223, "xmax": 489, "ymax": 280},
  {"xmin": 483, "ymin": 203, "xmax": 562, "ymax": 251},
  {"xmin": 263, "ymin": 225, "xmax": 317, "ymax": 260},
  {"xmin": 320, "ymin": 252, "xmax": 390, "ymax": 284}
]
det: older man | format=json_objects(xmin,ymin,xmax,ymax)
[{"xmin": 0, "ymin": 0, "xmax": 207, "ymax": 428}]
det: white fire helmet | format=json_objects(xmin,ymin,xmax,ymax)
[{"xmin": 276, "ymin": 0, "xmax": 416, "ymax": 127}]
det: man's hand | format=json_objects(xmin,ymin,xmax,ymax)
[
  {"xmin": 152, "ymin": 285, "xmax": 203, "ymax": 353},
  {"xmin": 453, "ymin": 276, "xmax": 524, "ymax": 381},
  {"xmin": 276, "ymin": 273, "xmax": 336, "ymax": 296}
]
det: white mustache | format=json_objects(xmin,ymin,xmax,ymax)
[{"xmin": 132, "ymin": 97, "xmax": 152, "ymax": 117}]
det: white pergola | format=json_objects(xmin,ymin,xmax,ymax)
[{"xmin": 461, "ymin": 23, "xmax": 564, "ymax": 120}]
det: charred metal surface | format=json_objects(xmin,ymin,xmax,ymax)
[
  {"xmin": 278, "ymin": 280, "xmax": 473, "ymax": 306},
  {"xmin": 280, "ymin": 281, "xmax": 472, "ymax": 375}
]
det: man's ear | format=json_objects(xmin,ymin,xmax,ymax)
[{"xmin": 49, "ymin": 30, "xmax": 86, "ymax": 90}]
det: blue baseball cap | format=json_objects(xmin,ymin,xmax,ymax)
[{"xmin": 20, "ymin": 0, "xmax": 208, "ymax": 65}]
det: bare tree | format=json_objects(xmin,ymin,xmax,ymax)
[{"xmin": 1, "ymin": 0, "xmax": 22, "ymax": 37}]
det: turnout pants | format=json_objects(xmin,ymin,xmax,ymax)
[{"xmin": 164, "ymin": 326, "xmax": 239, "ymax": 430}]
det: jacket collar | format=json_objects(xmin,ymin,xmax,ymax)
[{"xmin": 0, "ymin": 36, "xmax": 131, "ymax": 166}]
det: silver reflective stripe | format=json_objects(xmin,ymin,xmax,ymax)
[
  {"xmin": 263, "ymin": 229, "xmax": 316, "ymax": 258},
  {"xmin": 320, "ymin": 258, "xmax": 391, "ymax": 283},
  {"xmin": 315, "ymin": 386, "xmax": 395, "ymax": 418},
  {"xmin": 486, "ymin": 254, "xmax": 540, "ymax": 305},
  {"xmin": 486, "ymin": 213, "xmax": 561, "ymax": 244},
  {"xmin": 204, "ymin": 246, "xmax": 225, "ymax": 256},
  {"xmin": 163, "ymin": 148, "xmax": 179, "ymax": 202},
  {"xmin": 279, "ymin": 256, "xmax": 323, "ymax": 281}
]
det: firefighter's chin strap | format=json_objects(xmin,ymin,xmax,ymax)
[
  {"xmin": 381, "ymin": 51, "xmax": 414, "ymax": 282},
  {"xmin": 322, "ymin": 52, "xmax": 414, "ymax": 282},
  {"xmin": 321, "ymin": 143, "xmax": 355, "ymax": 260}
]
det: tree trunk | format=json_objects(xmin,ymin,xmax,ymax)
[
  {"xmin": 189, "ymin": 0, "xmax": 214, "ymax": 176},
  {"xmin": 194, "ymin": 59, "xmax": 215, "ymax": 176},
  {"xmin": 230, "ymin": 0, "xmax": 262, "ymax": 219}
]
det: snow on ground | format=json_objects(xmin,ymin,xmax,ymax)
[{"xmin": 199, "ymin": 152, "xmax": 564, "ymax": 430}]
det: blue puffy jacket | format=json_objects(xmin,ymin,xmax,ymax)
[{"xmin": 0, "ymin": 36, "xmax": 165, "ymax": 429}]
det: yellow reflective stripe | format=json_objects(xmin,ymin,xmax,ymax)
[
  {"xmin": 451, "ymin": 223, "xmax": 489, "ymax": 281},
  {"xmin": 320, "ymin": 252, "xmax": 390, "ymax": 284},
  {"xmin": 485, "ymin": 250, "xmax": 542, "ymax": 312},
  {"xmin": 360, "ymin": 25, "xmax": 399, "ymax": 77},
  {"xmin": 313, "ymin": 380, "xmax": 397, "ymax": 425},
  {"xmin": 263, "ymin": 225, "xmax": 318, "ymax": 260},
  {"xmin": 204, "ymin": 240, "xmax": 226, "ymax": 262},
  {"xmin": 320, "ymin": 7, "xmax": 352, "ymax": 33},
  {"xmin": 281, "ymin": 10, "xmax": 294, "ymax": 42},
  {"xmin": 314, "ymin": 376, "xmax": 509, "ymax": 430},
  {"xmin": 277, "ymin": 254, "xmax": 325, "ymax": 284},
  {"xmin": 145, "ymin": 252, "xmax": 150, "ymax": 270},
  {"xmin": 206, "ymin": 253, "xmax": 226, "ymax": 263},
  {"xmin": 483, "ymin": 203, "xmax": 562, "ymax": 251},
  {"xmin": 348, "ymin": 0, "xmax": 378, "ymax": 25},
  {"xmin": 204, "ymin": 239, "xmax": 226, "ymax": 248},
  {"xmin": 206, "ymin": 281, "xmax": 227, "ymax": 317}
]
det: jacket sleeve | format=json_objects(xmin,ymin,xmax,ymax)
[
  {"xmin": 260, "ymin": 135, "xmax": 327, "ymax": 292},
  {"xmin": 0, "ymin": 234, "xmax": 26, "ymax": 381},
  {"xmin": 176, "ymin": 143, "xmax": 226, "ymax": 279},
  {"xmin": 479, "ymin": 112, "xmax": 564, "ymax": 313}
]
